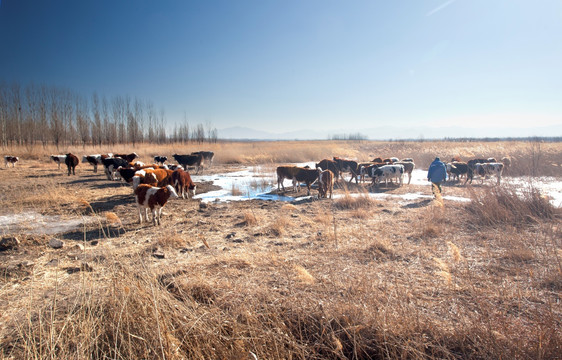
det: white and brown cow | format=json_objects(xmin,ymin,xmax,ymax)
[
  {"xmin": 134, "ymin": 184, "xmax": 179, "ymax": 225},
  {"xmin": 317, "ymin": 169, "xmax": 335, "ymax": 199},
  {"xmin": 171, "ymin": 168, "xmax": 197, "ymax": 199},
  {"xmin": 50, "ymin": 155, "xmax": 66, "ymax": 169},
  {"xmin": 370, "ymin": 164, "xmax": 404, "ymax": 187},
  {"xmin": 4, "ymin": 156, "xmax": 18, "ymax": 168}
]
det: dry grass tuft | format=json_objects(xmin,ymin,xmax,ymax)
[
  {"xmin": 333, "ymin": 192, "xmax": 374, "ymax": 210},
  {"xmin": 269, "ymin": 215, "xmax": 290, "ymax": 236},
  {"xmin": 447, "ymin": 241, "xmax": 465, "ymax": 263},
  {"xmin": 104, "ymin": 212, "xmax": 122, "ymax": 226},
  {"xmin": 466, "ymin": 184, "xmax": 556, "ymax": 228},
  {"xmin": 241, "ymin": 210, "xmax": 258, "ymax": 226},
  {"xmin": 156, "ymin": 230, "xmax": 188, "ymax": 249},
  {"xmin": 365, "ymin": 238, "xmax": 395, "ymax": 260},
  {"xmin": 294, "ymin": 264, "xmax": 315, "ymax": 284}
]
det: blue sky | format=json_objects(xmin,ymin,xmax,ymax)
[{"xmin": 1, "ymin": 0, "xmax": 561, "ymax": 137}]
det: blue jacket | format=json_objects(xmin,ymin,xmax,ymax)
[{"xmin": 427, "ymin": 159, "xmax": 447, "ymax": 183}]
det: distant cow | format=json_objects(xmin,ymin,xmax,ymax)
[
  {"xmin": 4, "ymin": 156, "xmax": 18, "ymax": 168},
  {"xmin": 154, "ymin": 156, "xmax": 167, "ymax": 165},
  {"xmin": 173, "ymin": 154, "xmax": 203, "ymax": 174},
  {"xmin": 50, "ymin": 155, "xmax": 66, "ymax": 169},
  {"xmin": 65, "ymin": 153, "xmax": 79, "ymax": 176},
  {"xmin": 134, "ymin": 184, "xmax": 178, "ymax": 225},
  {"xmin": 318, "ymin": 169, "xmax": 335, "ymax": 199},
  {"xmin": 82, "ymin": 154, "xmax": 103, "ymax": 173},
  {"xmin": 370, "ymin": 164, "xmax": 404, "ymax": 187},
  {"xmin": 446, "ymin": 162, "xmax": 469, "ymax": 183},
  {"xmin": 171, "ymin": 168, "xmax": 197, "ymax": 199},
  {"xmin": 359, "ymin": 162, "xmax": 385, "ymax": 183},
  {"xmin": 333, "ymin": 157, "xmax": 359, "ymax": 183},
  {"xmin": 191, "ymin": 151, "xmax": 215, "ymax": 167},
  {"xmin": 315, "ymin": 159, "xmax": 341, "ymax": 181},
  {"xmin": 469, "ymin": 162, "xmax": 504, "ymax": 185},
  {"xmin": 395, "ymin": 161, "xmax": 415, "ymax": 185},
  {"xmin": 114, "ymin": 153, "xmax": 139, "ymax": 162},
  {"xmin": 101, "ymin": 157, "xmax": 130, "ymax": 180}
]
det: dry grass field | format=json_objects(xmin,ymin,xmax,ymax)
[{"xmin": 0, "ymin": 140, "xmax": 561, "ymax": 359}]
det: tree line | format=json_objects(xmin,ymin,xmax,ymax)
[{"xmin": 0, "ymin": 81, "xmax": 218, "ymax": 149}]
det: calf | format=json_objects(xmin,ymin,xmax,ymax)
[
  {"xmin": 370, "ymin": 164, "xmax": 404, "ymax": 187},
  {"xmin": 134, "ymin": 184, "xmax": 179, "ymax": 225},
  {"xmin": 315, "ymin": 159, "xmax": 340, "ymax": 181},
  {"xmin": 82, "ymin": 154, "xmax": 103, "ymax": 173},
  {"xmin": 114, "ymin": 153, "xmax": 139, "ymax": 162},
  {"xmin": 50, "ymin": 155, "xmax": 66, "ymax": 169},
  {"xmin": 171, "ymin": 168, "xmax": 197, "ymax": 199},
  {"xmin": 333, "ymin": 157, "xmax": 359, "ymax": 183},
  {"xmin": 65, "ymin": 153, "xmax": 79, "ymax": 176},
  {"xmin": 317, "ymin": 169, "xmax": 335, "ymax": 199},
  {"xmin": 154, "ymin": 156, "xmax": 167, "ymax": 165},
  {"xmin": 4, "ymin": 156, "xmax": 18, "ymax": 168},
  {"xmin": 173, "ymin": 154, "xmax": 203, "ymax": 174},
  {"xmin": 293, "ymin": 167, "xmax": 319, "ymax": 196}
]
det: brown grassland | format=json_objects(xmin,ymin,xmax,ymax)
[{"xmin": 0, "ymin": 140, "xmax": 561, "ymax": 359}]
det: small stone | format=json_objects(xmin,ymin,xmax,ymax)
[
  {"xmin": 226, "ymin": 232, "xmax": 236, "ymax": 239},
  {"xmin": 49, "ymin": 238, "xmax": 64, "ymax": 249},
  {"xmin": 199, "ymin": 202, "xmax": 208, "ymax": 209},
  {"xmin": 0, "ymin": 236, "xmax": 19, "ymax": 251}
]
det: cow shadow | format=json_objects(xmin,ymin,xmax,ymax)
[
  {"xmin": 88, "ymin": 194, "xmax": 132, "ymax": 212},
  {"xmin": 67, "ymin": 177, "xmax": 105, "ymax": 185},
  {"xmin": 401, "ymin": 199, "xmax": 432, "ymax": 209},
  {"xmin": 61, "ymin": 227, "xmax": 123, "ymax": 242},
  {"xmin": 25, "ymin": 172, "xmax": 64, "ymax": 179},
  {"xmin": 367, "ymin": 185, "xmax": 399, "ymax": 193},
  {"xmin": 91, "ymin": 182, "xmax": 131, "ymax": 189}
]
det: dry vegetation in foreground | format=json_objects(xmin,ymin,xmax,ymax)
[{"xmin": 0, "ymin": 140, "xmax": 561, "ymax": 359}]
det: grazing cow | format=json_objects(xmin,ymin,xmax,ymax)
[
  {"xmin": 370, "ymin": 164, "xmax": 404, "ymax": 187},
  {"xmin": 172, "ymin": 154, "xmax": 203, "ymax": 174},
  {"xmin": 82, "ymin": 154, "xmax": 103, "ymax": 173},
  {"xmin": 50, "ymin": 155, "xmax": 66, "ymax": 169},
  {"xmin": 315, "ymin": 159, "xmax": 341, "ymax": 181},
  {"xmin": 166, "ymin": 164, "xmax": 183, "ymax": 171},
  {"xmin": 470, "ymin": 162, "xmax": 504, "ymax": 185},
  {"xmin": 134, "ymin": 184, "xmax": 179, "ymax": 225},
  {"xmin": 317, "ymin": 169, "xmax": 335, "ymax": 199},
  {"xmin": 114, "ymin": 153, "xmax": 139, "ymax": 162},
  {"xmin": 446, "ymin": 162, "xmax": 470, "ymax": 182},
  {"xmin": 333, "ymin": 157, "xmax": 359, "ymax": 183},
  {"xmin": 191, "ymin": 151, "xmax": 215, "ymax": 167},
  {"xmin": 395, "ymin": 161, "xmax": 415, "ymax": 185},
  {"xmin": 276, "ymin": 165, "xmax": 300, "ymax": 192},
  {"xmin": 4, "ymin": 156, "xmax": 18, "ymax": 168},
  {"xmin": 171, "ymin": 168, "xmax": 197, "ymax": 199},
  {"xmin": 101, "ymin": 157, "xmax": 130, "ymax": 180},
  {"xmin": 154, "ymin": 156, "xmax": 167, "ymax": 165},
  {"xmin": 65, "ymin": 153, "xmax": 79, "ymax": 176},
  {"xmin": 293, "ymin": 167, "xmax": 319, "ymax": 196}
]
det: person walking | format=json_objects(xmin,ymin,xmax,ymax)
[{"xmin": 427, "ymin": 157, "xmax": 447, "ymax": 198}]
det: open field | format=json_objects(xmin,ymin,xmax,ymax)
[{"xmin": 0, "ymin": 141, "xmax": 561, "ymax": 359}]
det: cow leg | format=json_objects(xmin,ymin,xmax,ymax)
[
  {"xmin": 93, "ymin": 164, "xmax": 97, "ymax": 173},
  {"xmin": 137, "ymin": 205, "xmax": 144, "ymax": 224}
]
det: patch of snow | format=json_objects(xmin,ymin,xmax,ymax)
[{"xmin": 0, "ymin": 212, "xmax": 96, "ymax": 235}]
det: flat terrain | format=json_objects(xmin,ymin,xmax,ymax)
[{"xmin": 0, "ymin": 142, "xmax": 561, "ymax": 359}]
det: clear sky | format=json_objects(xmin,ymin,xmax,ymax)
[{"xmin": 1, "ymin": 0, "xmax": 561, "ymax": 137}]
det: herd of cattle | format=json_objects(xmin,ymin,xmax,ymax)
[
  {"xmin": 3, "ymin": 152, "xmax": 510, "ymax": 225},
  {"xmin": 277, "ymin": 156, "xmax": 511, "ymax": 199}
]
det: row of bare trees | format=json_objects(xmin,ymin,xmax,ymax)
[{"xmin": 0, "ymin": 82, "xmax": 218, "ymax": 149}]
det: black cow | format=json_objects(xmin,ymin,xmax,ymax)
[
  {"xmin": 172, "ymin": 154, "xmax": 203, "ymax": 174},
  {"xmin": 101, "ymin": 157, "xmax": 130, "ymax": 180},
  {"xmin": 154, "ymin": 156, "xmax": 167, "ymax": 165}
]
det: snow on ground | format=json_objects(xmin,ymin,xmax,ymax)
[{"xmin": 0, "ymin": 212, "xmax": 97, "ymax": 236}]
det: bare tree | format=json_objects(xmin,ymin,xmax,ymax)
[{"xmin": 91, "ymin": 93, "xmax": 102, "ymax": 146}]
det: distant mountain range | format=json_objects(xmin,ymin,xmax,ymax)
[{"xmin": 218, "ymin": 124, "xmax": 562, "ymax": 140}]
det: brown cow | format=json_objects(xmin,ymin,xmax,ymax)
[
  {"xmin": 171, "ymin": 168, "xmax": 197, "ymax": 199},
  {"xmin": 65, "ymin": 153, "xmax": 79, "ymax": 176},
  {"xmin": 134, "ymin": 184, "xmax": 178, "ymax": 225},
  {"xmin": 318, "ymin": 169, "xmax": 335, "ymax": 199}
]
